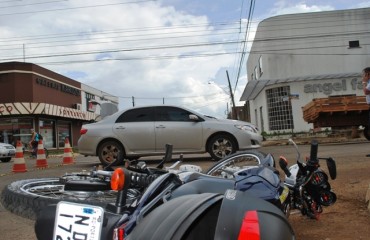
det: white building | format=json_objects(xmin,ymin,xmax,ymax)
[{"xmin": 241, "ymin": 7, "xmax": 370, "ymax": 134}]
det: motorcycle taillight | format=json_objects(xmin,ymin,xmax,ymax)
[
  {"xmin": 238, "ymin": 210, "xmax": 260, "ymax": 240},
  {"xmin": 113, "ymin": 228, "xmax": 125, "ymax": 240}
]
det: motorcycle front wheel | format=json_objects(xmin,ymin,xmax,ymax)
[
  {"xmin": 205, "ymin": 150, "xmax": 266, "ymax": 178},
  {"xmin": 1, "ymin": 177, "xmax": 140, "ymax": 220}
]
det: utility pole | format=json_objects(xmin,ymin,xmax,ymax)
[
  {"xmin": 132, "ymin": 96, "xmax": 135, "ymax": 107},
  {"xmin": 226, "ymin": 70, "xmax": 237, "ymax": 119}
]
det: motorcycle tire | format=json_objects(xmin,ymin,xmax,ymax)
[
  {"xmin": 204, "ymin": 150, "xmax": 266, "ymax": 178},
  {"xmin": 0, "ymin": 177, "xmax": 139, "ymax": 220}
]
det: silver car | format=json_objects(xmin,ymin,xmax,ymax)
[
  {"xmin": 0, "ymin": 142, "xmax": 16, "ymax": 162},
  {"xmin": 78, "ymin": 105, "xmax": 263, "ymax": 165}
]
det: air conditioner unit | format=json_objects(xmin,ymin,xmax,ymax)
[{"xmin": 75, "ymin": 103, "xmax": 82, "ymax": 110}]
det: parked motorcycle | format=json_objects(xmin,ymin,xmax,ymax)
[{"xmin": 278, "ymin": 139, "xmax": 337, "ymax": 219}]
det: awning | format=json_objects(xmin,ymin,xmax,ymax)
[
  {"xmin": 240, "ymin": 72, "xmax": 360, "ymax": 101},
  {"xmin": 0, "ymin": 102, "xmax": 97, "ymax": 121}
]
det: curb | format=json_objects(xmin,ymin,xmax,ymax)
[{"xmin": 262, "ymin": 137, "xmax": 368, "ymax": 147}]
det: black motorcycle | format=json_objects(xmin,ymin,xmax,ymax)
[{"xmin": 278, "ymin": 139, "xmax": 337, "ymax": 219}]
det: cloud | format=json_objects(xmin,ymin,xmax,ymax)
[
  {"xmin": 0, "ymin": 1, "xmax": 239, "ymax": 118},
  {"xmin": 269, "ymin": 1, "xmax": 335, "ymax": 16}
]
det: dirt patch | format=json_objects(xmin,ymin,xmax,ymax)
[{"xmin": 280, "ymin": 139, "xmax": 370, "ymax": 240}]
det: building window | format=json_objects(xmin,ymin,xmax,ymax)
[
  {"xmin": 254, "ymin": 67, "xmax": 259, "ymax": 80},
  {"xmin": 57, "ymin": 121, "xmax": 71, "ymax": 147},
  {"xmin": 266, "ymin": 86, "xmax": 294, "ymax": 131},
  {"xmin": 39, "ymin": 119, "xmax": 55, "ymax": 149},
  {"xmin": 0, "ymin": 118, "xmax": 33, "ymax": 147},
  {"xmin": 348, "ymin": 40, "xmax": 360, "ymax": 48},
  {"xmin": 258, "ymin": 56, "xmax": 263, "ymax": 77}
]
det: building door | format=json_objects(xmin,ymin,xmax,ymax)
[{"xmin": 57, "ymin": 121, "xmax": 71, "ymax": 147}]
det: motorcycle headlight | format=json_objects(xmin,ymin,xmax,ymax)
[
  {"xmin": 310, "ymin": 171, "xmax": 327, "ymax": 186},
  {"xmin": 235, "ymin": 125, "xmax": 257, "ymax": 133}
]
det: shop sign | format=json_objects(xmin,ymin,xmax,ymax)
[
  {"xmin": 0, "ymin": 102, "xmax": 96, "ymax": 121},
  {"xmin": 36, "ymin": 77, "xmax": 81, "ymax": 96},
  {"xmin": 303, "ymin": 78, "xmax": 362, "ymax": 95}
]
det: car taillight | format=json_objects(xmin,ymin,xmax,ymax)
[
  {"xmin": 80, "ymin": 128, "xmax": 88, "ymax": 135},
  {"xmin": 238, "ymin": 210, "xmax": 260, "ymax": 240}
]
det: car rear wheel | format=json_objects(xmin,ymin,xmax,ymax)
[
  {"xmin": 207, "ymin": 134, "xmax": 237, "ymax": 161},
  {"xmin": 0, "ymin": 157, "xmax": 11, "ymax": 162},
  {"xmin": 364, "ymin": 126, "xmax": 370, "ymax": 141},
  {"xmin": 98, "ymin": 140, "xmax": 124, "ymax": 166}
]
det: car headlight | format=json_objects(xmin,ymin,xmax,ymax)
[{"xmin": 234, "ymin": 125, "xmax": 257, "ymax": 133}]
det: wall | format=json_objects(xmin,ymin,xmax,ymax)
[{"xmin": 244, "ymin": 8, "xmax": 370, "ymax": 133}]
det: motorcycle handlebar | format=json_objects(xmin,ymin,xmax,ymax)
[{"xmin": 307, "ymin": 140, "xmax": 319, "ymax": 166}]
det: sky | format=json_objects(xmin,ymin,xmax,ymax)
[{"xmin": 1, "ymin": 0, "xmax": 370, "ymax": 118}]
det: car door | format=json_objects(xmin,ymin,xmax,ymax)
[
  {"xmin": 154, "ymin": 106, "xmax": 203, "ymax": 153},
  {"xmin": 112, "ymin": 107, "xmax": 156, "ymax": 153}
]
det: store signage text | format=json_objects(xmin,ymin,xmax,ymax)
[
  {"xmin": 36, "ymin": 77, "xmax": 81, "ymax": 96},
  {"xmin": 304, "ymin": 78, "xmax": 362, "ymax": 95},
  {"xmin": 59, "ymin": 107, "xmax": 86, "ymax": 118},
  {"xmin": 0, "ymin": 105, "xmax": 12, "ymax": 113}
]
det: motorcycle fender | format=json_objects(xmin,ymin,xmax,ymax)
[
  {"xmin": 126, "ymin": 193, "xmax": 224, "ymax": 240},
  {"xmin": 214, "ymin": 190, "xmax": 295, "ymax": 240}
]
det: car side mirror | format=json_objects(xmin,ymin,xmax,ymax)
[{"xmin": 189, "ymin": 114, "xmax": 199, "ymax": 121}]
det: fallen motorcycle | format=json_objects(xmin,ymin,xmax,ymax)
[
  {"xmin": 278, "ymin": 139, "xmax": 337, "ymax": 219},
  {"xmin": 13, "ymin": 144, "xmax": 294, "ymax": 239},
  {"xmin": 35, "ymin": 166, "xmax": 295, "ymax": 240},
  {"xmin": 1, "ymin": 144, "xmax": 267, "ymax": 219}
]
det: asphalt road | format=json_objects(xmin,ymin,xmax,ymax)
[{"xmin": 0, "ymin": 141, "xmax": 369, "ymax": 239}]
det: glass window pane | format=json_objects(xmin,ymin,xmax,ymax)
[
  {"xmin": 266, "ymin": 86, "xmax": 294, "ymax": 131},
  {"xmin": 58, "ymin": 121, "xmax": 71, "ymax": 148}
]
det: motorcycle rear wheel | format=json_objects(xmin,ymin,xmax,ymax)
[
  {"xmin": 1, "ymin": 177, "xmax": 139, "ymax": 220},
  {"xmin": 205, "ymin": 150, "xmax": 266, "ymax": 178}
]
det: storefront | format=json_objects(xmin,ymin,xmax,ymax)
[{"xmin": 0, "ymin": 62, "xmax": 108, "ymax": 149}]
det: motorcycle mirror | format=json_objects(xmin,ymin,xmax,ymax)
[
  {"xmin": 326, "ymin": 157, "xmax": 337, "ymax": 180},
  {"xmin": 278, "ymin": 156, "xmax": 291, "ymax": 177},
  {"xmin": 111, "ymin": 168, "xmax": 125, "ymax": 190}
]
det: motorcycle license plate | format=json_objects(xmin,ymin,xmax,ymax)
[{"xmin": 53, "ymin": 201, "xmax": 104, "ymax": 240}]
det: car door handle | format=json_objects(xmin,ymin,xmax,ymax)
[
  {"xmin": 115, "ymin": 126, "xmax": 125, "ymax": 129},
  {"xmin": 156, "ymin": 125, "xmax": 166, "ymax": 128}
]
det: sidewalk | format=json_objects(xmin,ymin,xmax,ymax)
[{"xmin": 262, "ymin": 135, "xmax": 368, "ymax": 146}]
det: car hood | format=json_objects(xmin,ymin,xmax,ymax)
[
  {"xmin": 0, "ymin": 143, "xmax": 15, "ymax": 148},
  {"xmin": 204, "ymin": 116, "xmax": 258, "ymax": 128}
]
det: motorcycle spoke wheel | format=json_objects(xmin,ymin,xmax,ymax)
[
  {"xmin": 1, "ymin": 178, "xmax": 140, "ymax": 220},
  {"xmin": 205, "ymin": 150, "xmax": 265, "ymax": 178}
]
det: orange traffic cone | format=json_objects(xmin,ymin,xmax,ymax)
[
  {"xmin": 12, "ymin": 140, "xmax": 27, "ymax": 173},
  {"xmin": 62, "ymin": 137, "xmax": 74, "ymax": 165},
  {"xmin": 35, "ymin": 139, "xmax": 48, "ymax": 168}
]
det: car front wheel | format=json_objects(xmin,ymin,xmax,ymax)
[
  {"xmin": 97, "ymin": 140, "xmax": 124, "ymax": 166},
  {"xmin": 207, "ymin": 134, "xmax": 237, "ymax": 161},
  {"xmin": 0, "ymin": 157, "xmax": 11, "ymax": 163}
]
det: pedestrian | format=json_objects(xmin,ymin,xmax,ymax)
[
  {"xmin": 362, "ymin": 67, "xmax": 370, "ymax": 157},
  {"xmin": 29, "ymin": 128, "xmax": 40, "ymax": 157}
]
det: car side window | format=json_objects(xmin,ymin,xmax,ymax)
[
  {"xmin": 155, "ymin": 107, "xmax": 193, "ymax": 122},
  {"xmin": 116, "ymin": 107, "xmax": 155, "ymax": 123}
]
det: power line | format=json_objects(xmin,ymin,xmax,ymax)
[{"xmin": 0, "ymin": 0, "xmax": 157, "ymax": 16}]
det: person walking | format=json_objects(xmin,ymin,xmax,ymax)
[
  {"xmin": 29, "ymin": 129, "xmax": 40, "ymax": 157},
  {"xmin": 362, "ymin": 67, "xmax": 370, "ymax": 157}
]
